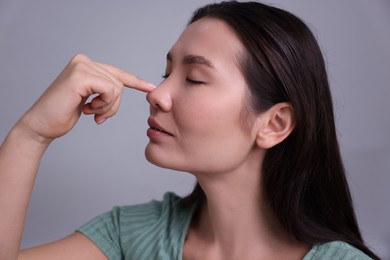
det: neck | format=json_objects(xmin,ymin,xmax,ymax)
[{"xmin": 190, "ymin": 150, "xmax": 308, "ymax": 258}]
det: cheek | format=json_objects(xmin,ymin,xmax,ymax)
[
  {"xmin": 173, "ymin": 93, "xmax": 255, "ymax": 171},
  {"xmin": 174, "ymin": 94, "xmax": 235, "ymax": 137}
]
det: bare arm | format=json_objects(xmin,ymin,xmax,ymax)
[
  {"xmin": 18, "ymin": 233, "xmax": 107, "ymax": 260},
  {"xmin": 0, "ymin": 54, "xmax": 155, "ymax": 260},
  {"xmin": 0, "ymin": 119, "xmax": 50, "ymax": 260}
]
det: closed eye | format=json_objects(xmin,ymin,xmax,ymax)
[
  {"xmin": 162, "ymin": 74, "xmax": 204, "ymax": 85},
  {"xmin": 186, "ymin": 78, "xmax": 204, "ymax": 85}
]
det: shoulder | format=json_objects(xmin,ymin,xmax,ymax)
[
  {"xmin": 114, "ymin": 192, "xmax": 185, "ymax": 221},
  {"xmin": 304, "ymin": 241, "xmax": 372, "ymax": 260},
  {"xmin": 87, "ymin": 192, "xmax": 189, "ymax": 233},
  {"xmin": 115, "ymin": 191, "xmax": 187, "ymax": 220},
  {"xmin": 77, "ymin": 192, "xmax": 196, "ymax": 259},
  {"xmin": 78, "ymin": 192, "xmax": 182, "ymax": 229}
]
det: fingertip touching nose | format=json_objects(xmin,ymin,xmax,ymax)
[{"xmin": 146, "ymin": 84, "xmax": 172, "ymax": 112}]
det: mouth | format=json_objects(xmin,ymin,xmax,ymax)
[
  {"xmin": 149, "ymin": 126, "xmax": 173, "ymax": 136},
  {"xmin": 147, "ymin": 118, "xmax": 174, "ymax": 137}
]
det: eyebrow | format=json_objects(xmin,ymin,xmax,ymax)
[{"xmin": 166, "ymin": 52, "xmax": 215, "ymax": 69}]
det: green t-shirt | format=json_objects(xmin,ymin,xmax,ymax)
[{"xmin": 77, "ymin": 192, "xmax": 371, "ymax": 260}]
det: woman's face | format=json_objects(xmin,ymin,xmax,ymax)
[{"xmin": 145, "ymin": 18, "xmax": 262, "ymax": 175}]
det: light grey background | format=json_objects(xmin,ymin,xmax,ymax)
[{"xmin": 0, "ymin": 0, "xmax": 389, "ymax": 258}]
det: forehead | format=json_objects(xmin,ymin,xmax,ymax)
[{"xmin": 168, "ymin": 18, "xmax": 245, "ymax": 69}]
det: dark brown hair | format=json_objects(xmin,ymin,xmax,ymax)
[{"xmin": 182, "ymin": 1, "xmax": 378, "ymax": 258}]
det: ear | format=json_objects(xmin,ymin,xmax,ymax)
[{"xmin": 255, "ymin": 102, "xmax": 295, "ymax": 149}]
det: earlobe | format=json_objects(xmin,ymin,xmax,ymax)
[{"xmin": 255, "ymin": 102, "xmax": 295, "ymax": 149}]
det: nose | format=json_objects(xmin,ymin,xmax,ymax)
[{"xmin": 146, "ymin": 83, "xmax": 172, "ymax": 112}]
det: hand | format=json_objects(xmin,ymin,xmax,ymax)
[{"xmin": 17, "ymin": 54, "xmax": 155, "ymax": 143}]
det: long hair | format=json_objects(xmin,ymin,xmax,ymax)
[{"xmin": 181, "ymin": 1, "xmax": 378, "ymax": 258}]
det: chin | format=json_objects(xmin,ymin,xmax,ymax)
[
  {"xmin": 145, "ymin": 146, "xmax": 175, "ymax": 170},
  {"xmin": 144, "ymin": 146, "xmax": 192, "ymax": 173}
]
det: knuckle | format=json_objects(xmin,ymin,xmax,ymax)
[
  {"xmin": 105, "ymin": 110, "xmax": 116, "ymax": 118},
  {"xmin": 71, "ymin": 54, "xmax": 89, "ymax": 63},
  {"xmin": 96, "ymin": 106, "xmax": 107, "ymax": 114},
  {"xmin": 113, "ymin": 84, "xmax": 122, "ymax": 94},
  {"xmin": 107, "ymin": 106, "xmax": 118, "ymax": 117},
  {"xmin": 68, "ymin": 55, "xmax": 90, "ymax": 73}
]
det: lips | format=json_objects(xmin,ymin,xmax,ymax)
[{"xmin": 147, "ymin": 118, "xmax": 174, "ymax": 136}]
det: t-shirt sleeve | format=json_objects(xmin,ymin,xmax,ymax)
[
  {"xmin": 75, "ymin": 192, "xmax": 191, "ymax": 260},
  {"xmin": 304, "ymin": 241, "xmax": 373, "ymax": 260},
  {"xmin": 77, "ymin": 206, "xmax": 123, "ymax": 260}
]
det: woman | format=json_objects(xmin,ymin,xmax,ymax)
[{"xmin": 0, "ymin": 1, "xmax": 378, "ymax": 259}]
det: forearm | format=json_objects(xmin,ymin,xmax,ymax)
[
  {"xmin": 0, "ymin": 55, "xmax": 152, "ymax": 260},
  {"xmin": 0, "ymin": 121, "xmax": 51, "ymax": 260}
]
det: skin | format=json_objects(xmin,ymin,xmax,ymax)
[
  {"xmin": 146, "ymin": 18, "xmax": 307, "ymax": 259},
  {"xmin": 0, "ymin": 17, "xmax": 305, "ymax": 259},
  {"xmin": 145, "ymin": 18, "xmax": 257, "ymax": 175},
  {"xmin": 0, "ymin": 54, "xmax": 154, "ymax": 260}
]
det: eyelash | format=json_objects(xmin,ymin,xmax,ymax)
[{"xmin": 161, "ymin": 74, "xmax": 204, "ymax": 85}]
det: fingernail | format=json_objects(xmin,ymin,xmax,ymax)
[
  {"xmin": 96, "ymin": 117, "xmax": 108, "ymax": 125},
  {"xmin": 147, "ymin": 82, "xmax": 157, "ymax": 89}
]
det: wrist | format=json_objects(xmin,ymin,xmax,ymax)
[{"xmin": 10, "ymin": 119, "xmax": 53, "ymax": 149}]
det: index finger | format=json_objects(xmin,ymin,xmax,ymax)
[{"xmin": 96, "ymin": 62, "xmax": 156, "ymax": 92}]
